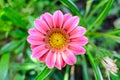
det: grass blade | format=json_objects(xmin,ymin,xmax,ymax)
[
  {"xmin": 82, "ymin": 55, "xmax": 92, "ymax": 80},
  {"xmin": 35, "ymin": 66, "xmax": 53, "ymax": 80},
  {"xmin": 64, "ymin": 65, "xmax": 70, "ymax": 80},
  {"xmin": 0, "ymin": 53, "xmax": 10, "ymax": 80},
  {"xmin": 87, "ymin": 0, "xmax": 114, "ymax": 32},
  {"xmin": 87, "ymin": 49, "xmax": 103, "ymax": 80}
]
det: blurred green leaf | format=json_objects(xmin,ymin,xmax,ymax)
[
  {"xmin": 86, "ymin": 0, "xmax": 107, "ymax": 23},
  {"xmin": 64, "ymin": 65, "xmax": 70, "ymax": 80},
  {"xmin": 0, "ymin": 53, "xmax": 10, "ymax": 80},
  {"xmin": 87, "ymin": 0, "xmax": 114, "ymax": 32},
  {"xmin": 87, "ymin": 49, "xmax": 103, "ymax": 80},
  {"xmin": 110, "ymin": 72, "xmax": 120, "ymax": 80},
  {"xmin": 82, "ymin": 55, "xmax": 92, "ymax": 80},
  {"xmin": 0, "ymin": 0, "xmax": 4, "ymax": 8},
  {"xmin": 0, "ymin": 19, "xmax": 12, "ymax": 32},
  {"xmin": 107, "ymin": 29, "xmax": 120, "ymax": 35},
  {"xmin": 2, "ymin": 7, "xmax": 27, "ymax": 29},
  {"xmin": 84, "ymin": 0, "xmax": 92, "ymax": 17},
  {"xmin": 10, "ymin": 29, "xmax": 28, "ymax": 38},
  {"xmin": 13, "ymin": 73, "xmax": 25, "ymax": 80},
  {"xmin": 35, "ymin": 66, "xmax": 53, "ymax": 80},
  {"xmin": 11, "ymin": 63, "xmax": 40, "ymax": 71},
  {"xmin": 0, "ymin": 39, "xmax": 25, "ymax": 54}
]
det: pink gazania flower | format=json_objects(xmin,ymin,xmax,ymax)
[{"xmin": 27, "ymin": 10, "xmax": 88, "ymax": 70}]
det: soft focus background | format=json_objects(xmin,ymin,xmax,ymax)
[{"xmin": 0, "ymin": 0, "xmax": 120, "ymax": 80}]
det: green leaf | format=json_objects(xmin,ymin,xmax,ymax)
[
  {"xmin": 86, "ymin": 0, "xmax": 107, "ymax": 23},
  {"xmin": 87, "ymin": 49, "xmax": 103, "ymax": 80},
  {"xmin": 64, "ymin": 65, "xmax": 70, "ymax": 80},
  {"xmin": 13, "ymin": 73, "xmax": 25, "ymax": 80},
  {"xmin": 87, "ymin": 0, "xmax": 114, "ymax": 32},
  {"xmin": 60, "ymin": 0, "xmax": 85, "ymax": 26},
  {"xmin": 10, "ymin": 29, "xmax": 28, "ymax": 38},
  {"xmin": 11, "ymin": 63, "xmax": 40, "ymax": 71},
  {"xmin": 107, "ymin": 29, "xmax": 120, "ymax": 35},
  {"xmin": 84, "ymin": 0, "xmax": 92, "ymax": 17},
  {"xmin": 110, "ymin": 72, "xmax": 120, "ymax": 80},
  {"xmin": 35, "ymin": 66, "xmax": 53, "ymax": 80},
  {"xmin": 0, "ymin": 53, "xmax": 10, "ymax": 80},
  {"xmin": 2, "ymin": 7, "xmax": 27, "ymax": 29},
  {"xmin": 82, "ymin": 55, "xmax": 92, "ymax": 80},
  {"xmin": 0, "ymin": 39, "xmax": 25, "ymax": 54}
]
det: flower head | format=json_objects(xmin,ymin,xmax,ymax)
[
  {"xmin": 101, "ymin": 57, "xmax": 118, "ymax": 76},
  {"xmin": 27, "ymin": 10, "xmax": 88, "ymax": 70}
]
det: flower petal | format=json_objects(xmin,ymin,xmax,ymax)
[
  {"xmin": 42, "ymin": 13, "xmax": 53, "ymax": 28},
  {"xmin": 46, "ymin": 51, "xmax": 56, "ymax": 68},
  {"xmin": 34, "ymin": 19, "xmax": 49, "ymax": 34},
  {"xmin": 39, "ymin": 53, "xmax": 48, "ymax": 62},
  {"xmin": 70, "ymin": 36, "xmax": 88, "ymax": 46},
  {"xmin": 63, "ymin": 16, "xmax": 79, "ymax": 33},
  {"xmin": 32, "ymin": 45, "xmax": 49, "ymax": 58},
  {"xmin": 55, "ymin": 52, "xmax": 65, "ymax": 70},
  {"xmin": 70, "ymin": 27, "xmax": 86, "ymax": 39},
  {"xmin": 63, "ymin": 13, "xmax": 72, "ymax": 22},
  {"xmin": 53, "ymin": 10, "xmax": 64, "ymax": 28},
  {"xmin": 27, "ymin": 38, "xmax": 45, "ymax": 45},
  {"xmin": 27, "ymin": 35, "xmax": 44, "ymax": 42},
  {"xmin": 62, "ymin": 49, "xmax": 76, "ymax": 65},
  {"xmin": 28, "ymin": 28, "xmax": 44, "ymax": 36},
  {"xmin": 69, "ymin": 44, "xmax": 86, "ymax": 55}
]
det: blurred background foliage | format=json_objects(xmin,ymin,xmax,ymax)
[{"xmin": 0, "ymin": 0, "xmax": 120, "ymax": 80}]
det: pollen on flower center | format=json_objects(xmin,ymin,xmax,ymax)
[
  {"xmin": 49, "ymin": 33, "xmax": 66, "ymax": 48},
  {"xmin": 45, "ymin": 28, "xmax": 70, "ymax": 50}
]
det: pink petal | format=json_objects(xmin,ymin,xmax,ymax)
[
  {"xmin": 32, "ymin": 45, "xmax": 48, "ymax": 58},
  {"xmin": 27, "ymin": 35, "xmax": 44, "ymax": 42},
  {"xmin": 39, "ymin": 53, "xmax": 48, "ymax": 62},
  {"xmin": 55, "ymin": 53, "xmax": 65, "ymax": 70},
  {"xmin": 34, "ymin": 19, "xmax": 49, "ymax": 34},
  {"xmin": 63, "ymin": 16, "xmax": 79, "ymax": 33},
  {"xmin": 62, "ymin": 49, "xmax": 76, "ymax": 65},
  {"xmin": 45, "ymin": 51, "xmax": 56, "ymax": 68},
  {"xmin": 63, "ymin": 13, "xmax": 72, "ymax": 22},
  {"xmin": 27, "ymin": 37, "xmax": 45, "ymax": 45},
  {"xmin": 70, "ymin": 36, "xmax": 88, "ymax": 46},
  {"xmin": 69, "ymin": 44, "xmax": 86, "ymax": 55},
  {"xmin": 53, "ymin": 10, "xmax": 64, "ymax": 28},
  {"xmin": 42, "ymin": 13, "xmax": 53, "ymax": 28},
  {"xmin": 31, "ymin": 45, "xmax": 37, "ymax": 49},
  {"xmin": 69, "ymin": 27, "xmax": 86, "ymax": 39},
  {"xmin": 28, "ymin": 28, "xmax": 44, "ymax": 37}
]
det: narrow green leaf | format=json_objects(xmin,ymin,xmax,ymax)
[
  {"xmin": 60, "ymin": 0, "xmax": 85, "ymax": 26},
  {"xmin": 87, "ymin": 0, "xmax": 114, "ymax": 32},
  {"xmin": 11, "ymin": 63, "xmax": 39, "ymax": 71},
  {"xmin": 64, "ymin": 65, "xmax": 70, "ymax": 80},
  {"xmin": 84, "ymin": 0, "xmax": 92, "ymax": 17},
  {"xmin": 89, "ymin": 32, "xmax": 120, "ymax": 41},
  {"xmin": 86, "ymin": 0, "xmax": 107, "ymax": 23},
  {"xmin": 0, "ymin": 40, "xmax": 23, "ymax": 54},
  {"xmin": 87, "ymin": 49, "xmax": 103, "ymax": 80},
  {"xmin": 0, "ymin": 53, "xmax": 10, "ymax": 80},
  {"xmin": 82, "ymin": 55, "xmax": 91, "ymax": 80},
  {"xmin": 35, "ymin": 66, "xmax": 53, "ymax": 80},
  {"xmin": 107, "ymin": 29, "xmax": 120, "ymax": 35}
]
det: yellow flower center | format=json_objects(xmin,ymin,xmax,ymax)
[
  {"xmin": 49, "ymin": 33, "xmax": 66, "ymax": 49},
  {"xmin": 45, "ymin": 28, "xmax": 70, "ymax": 52}
]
